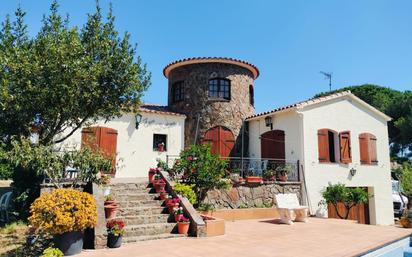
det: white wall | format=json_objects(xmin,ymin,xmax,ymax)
[
  {"xmin": 248, "ymin": 111, "xmax": 303, "ymax": 162},
  {"xmin": 57, "ymin": 112, "xmax": 185, "ymax": 178},
  {"xmin": 300, "ymin": 97, "xmax": 393, "ymax": 225}
]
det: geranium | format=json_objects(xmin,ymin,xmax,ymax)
[
  {"xmin": 106, "ymin": 219, "xmax": 126, "ymax": 236},
  {"xmin": 187, "ymin": 155, "xmax": 193, "ymax": 161},
  {"xmin": 29, "ymin": 188, "xmax": 97, "ymax": 235},
  {"xmin": 149, "ymin": 168, "xmax": 158, "ymax": 173},
  {"xmin": 170, "ymin": 198, "xmax": 181, "ymax": 204},
  {"xmin": 178, "ymin": 216, "xmax": 190, "ymax": 223},
  {"xmin": 174, "ymin": 207, "xmax": 184, "ymax": 215},
  {"xmin": 191, "ymin": 169, "xmax": 197, "ymax": 173}
]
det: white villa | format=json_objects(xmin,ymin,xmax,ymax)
[{"xmin": 61, "ymin": 57, "xmax": 394, "ymax": 225}]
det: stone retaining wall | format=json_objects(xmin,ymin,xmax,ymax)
[{"xmin": 203, "ymin": 182, "xmax": 302, "ymax": 209}]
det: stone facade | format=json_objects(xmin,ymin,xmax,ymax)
[
  {"xmin": 167, "ymin": 62, "xmax": 256, "ymax": 156},
  {"xmin": 203, "ymin": 182, "xmax": 302, "ymax": 209}
]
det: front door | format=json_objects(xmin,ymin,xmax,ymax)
[{"xmin": 202, "ymin": 126, "xmax": 235, "ymax": 158}]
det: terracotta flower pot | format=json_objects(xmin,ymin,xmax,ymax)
[
  {"xmin": 400, "ymin": 217, "xmax": 412, "ymax": 228},
  {"xmin": 104, "ymin": 200, "xmax": 115, "ymax": 206},
  {"xmin": 155, "ymin": 180, "xmax": 166, "ymax": 193},
  {"xmin": 246, "ymin": 176, "xmax": 263, "ymax": 183},
  {"xmin": 177, "ymin": 222, "xmax": 190, "ymax": 234},
  {"xmin": 105, "ymin": 204, "xmax": 118, "ymax": 219},
  {"xmin": 175, "ymin": 214, "xmax": 183, "ymax": 223},
  {"xmin": 278, "ymin": 173, "xmax": 288, "ymax": 182}
]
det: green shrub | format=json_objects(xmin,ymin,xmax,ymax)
[
  {"xmin": 173, "ymin": 183, "xmax": 197, "ymax": 205},
  {"xmin": 40, "ymin": 247, "xmax": 63, "ymax": 257}
]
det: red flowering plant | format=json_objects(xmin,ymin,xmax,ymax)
[
  {"xmin": 172, "ymin": 144, "xmax": 229, "ymax": 207},
  {"xmin": 106, "ymin": 219, "xmax": 125, "ymax": 236},
  {"xmin": 178, "ymin": 216, "xmax": 190, "ymax": 223}
]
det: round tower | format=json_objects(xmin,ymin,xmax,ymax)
[{"xmin": 163, "ymin": 57, "xmax": 259, "ymax": 157}]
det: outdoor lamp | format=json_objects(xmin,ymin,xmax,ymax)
[
  {"xmin": 265, "ymin": 116, "xmax": 273, "ymax": 130},
  {"xmin": 350, "ymin": 167, "xmax": 357, "ymax": 176},
  {"xmin": 135, "ymin": 113, "xmax": 143, "ymax": 130}
]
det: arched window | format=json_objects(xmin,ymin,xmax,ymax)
[
  {"xmin": 208, "ymin": 79, "xmax": 231, "ymax": 100},
  {"xmin": 172, "ymin": 81, "xmax": 184, "ymax": 102},
  {"xmin": 249, "ymin": 85, "xmax": 254, "ymax": 106},
  {"xmin": 359, "ymin": 133, "xmax": 377, "ymax": 165}
]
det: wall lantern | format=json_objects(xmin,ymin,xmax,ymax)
[
  {"xmin": 135, "ymin": 113, "xmax": 143, "ymax": 130},
  {"xmin": 29, "ymin": 125, "xmax": 41, "ymax": 145},
  {"xmin": 264, "ymin": 116, "xmax": 273, "ymax": 130},
  {"xmin": 350, "ymin": 167, "xmax": 357, "ymax": 176}
]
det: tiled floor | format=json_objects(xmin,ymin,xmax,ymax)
[{"xmin": 80, "ymin": 218, "xmax": 412, "ymax": 257}]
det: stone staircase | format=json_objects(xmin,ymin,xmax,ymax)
[{"xmin": 110, "ymin": 179, "xmax": 182, "ymax": 243}]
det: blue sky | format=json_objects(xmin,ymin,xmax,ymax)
[{"xmin": 1, "ymin": 1, "xmax": 411, "ymax": 113}]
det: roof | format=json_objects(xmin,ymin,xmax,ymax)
[
  {"xmin": 139, "ymin": 104, "xmax": 186, "ymax": 117},
  {"xmin": 163, "ymin": 57, "xmax": 260, "ymax": 79},
  {"xmin": 246, "ymin": 91, "xmax": 392, "ymax": 121}
]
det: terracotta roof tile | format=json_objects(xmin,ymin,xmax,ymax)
[
  {"xmin": 140, "ymin": 104, "xmax": 186, "ymax": 117},
  {"xmin": 163, "ymin": 57, "xmax": 259, "ymax": 79}
]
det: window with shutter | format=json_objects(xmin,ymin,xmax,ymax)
[
  {"xmin": 359, "ymin": 133, "xmax": 377, "ymax": 165},
  {"xmin": 318, "ymin": 129, "xmax": 330, "ymax": 163},
  {"xmin": 339, "ymin": 131, "xmax": 352, "ymax": 164}
]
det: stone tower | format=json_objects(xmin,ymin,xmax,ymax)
[{"xmin": 163, "ymin": 57, "xmax": 259, "ymax": 157}]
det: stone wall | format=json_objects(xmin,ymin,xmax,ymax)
[
  {"xmin": 168, "ymin": 62, "xmax": 255, "ymax": 155},
  {"xmin": 203, "ymin": 182, "xmax": 302, "ymax": 209}
]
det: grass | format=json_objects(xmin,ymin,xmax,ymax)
[{"xmin": 0, "ymin": 221, "xmax": 28, "ymax": 256}]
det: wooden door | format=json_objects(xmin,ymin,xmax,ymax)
[
  {"xmin": 260, "ymin": 130, "xmax": 285, "ymax": 160},
  {"xmin": 81, "ymin": 126, "xmax": 118, "ymax": 174},
  {"xmin": 202, "ymin": 126, "xmax": 235, "ymax": 158},
  {"xmin": 327, "ymin": 188, "xmax": 370, "ymax": 224}
]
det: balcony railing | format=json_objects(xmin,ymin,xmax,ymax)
[{"xmin": 166, "ymin": 155, "xmax": 301, "ymax": 182}]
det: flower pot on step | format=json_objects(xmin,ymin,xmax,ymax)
[
  {"xmin": 104, "ymin": 200, "xmax": 115, "ymax": 206},
  {"xmin": 107, "ymin": 233, "xmax": 123, "ymax": 248},
  {"xmin": 175, "ymin": 214, "xmax": 183, "ymax": 223},
  {"xmin": 177, "ymin": 221, "xmax": 190, "ymax": 235},
  {"xmin": 160, "ymin": 192, "xmax": 169, "ymax": 200},
  {"xmin": 154, "ymin": 180, "xmax": 166, "ymax": 193},
  {"xmin": 148, "ymin": 169, "xmax": 157, "ymax": 183},
  {"xmin": 53, "ymin": 231, "xmax": 84, "ymax": 256},
  {"xmin": 167, "ymin": 203, "xmax": 179, "ymax": 214},
  {"xmin": 105, "ymin": 204, "xmax": 118, "ymax": 219}
]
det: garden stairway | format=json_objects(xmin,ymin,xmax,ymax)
[{"xmin": 110, "ymin": 178, "xmax": 183, "ymax": 243}]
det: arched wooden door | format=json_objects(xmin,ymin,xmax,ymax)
[
  {"xmin": 81, "ymin": 126, "xmax": 118, "ymax": 174},
  {"xmin": 202, "ymin": 126, "xmax": 235, "ymax": 158},
  {"xmin": 260, "ymin": 130, "xmax": 285, "ymax": 160}
]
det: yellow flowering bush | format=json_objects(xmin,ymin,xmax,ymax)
[{"xmin": 29, "ymin": 189, "xmax": 97, "ymax": 235}]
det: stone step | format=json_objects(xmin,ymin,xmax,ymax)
[
  {"xmin": 124, "ymin": 223, "xmax": 177, "ymax": 237},
  {"xmin": 111, "ymin": 187, "xmax": 155, "ymax": 195},
  {"xmin": 110, "ymin": 182, "xmax": 150, "ymax": 191},
  {"xmin": 116, "ymin": 199, "xmax": 162, "ymax": 208},
  {"xmin": 121, "ymin": 214, "xmax": 173, "ymax": 225},
  {"xmin": 123, "ymin": 233, "xmax": 185, "ymax": 243},
  {"xmin": 117, "ymin": 206, "xmax": 167, "ymax": 216},
  {"xmin": 114, "ymin": 193, "xmax": 158, "ymax": 202}
]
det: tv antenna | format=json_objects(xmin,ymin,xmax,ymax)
[{"xmin": 320, "ymin": 71, "xmax": 332, "ymax": 91}]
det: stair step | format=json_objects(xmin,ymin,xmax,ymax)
[
  {"xmin": 123, "ymin": 233, "xmax": 185, "ymax": 243},
  {"xmin": 110, "ymin": 182, "xmax": 150, "ymax": 191},
  {"xmin": 118, "ymin": 206, "xmax": 167, "ymax": 216},
  {"xmin": 125, "ymin": 223, "xmax": 177, "ymax": 237},
  {"xmin": 121, "ymin": 214, "xmax": 173, "ymax": 225},
  {"xmin": 114, "ymin": 193, "xmax": 158, "ymax": 202},
  {"xmin": 117, "ymin": 199, "xmax": 161, "ymax": 208}
]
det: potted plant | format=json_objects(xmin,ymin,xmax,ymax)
[
  {"xmin": 174, "ymin": 207, "xmax": 184, "ymax": 222},
  {"xmin": 246, "ymin": 176, "xmax": 263, "ymax": 183},
  {"xmin": 106, "ymin": 219, "xmax": 125, "ymax": 248},
  {"xmin": 177, "ymin": 217, "xmax": 190, "ymax": 234},
  {"xmin": 157, "ymin": 142, "xmax": 165, "ymax": 152},
  {"xmin": 400, "ymin": 209, "xmax": 412, "ymax": 228},
  {"xmin": 104, "ymin": 194, "xmax": 115, "ymax": 206},
  {"xmin": 275, "ymin": 164, "xmax": 293, "ymax": 182},
  {"xmin": 263, "ymin": 169, "xmax": 276, "ymax": 181},
  {"xmin": 159, "ymin": 191, "xmax": 169, "ymax": 200},
  {"xmin": 148, "ymin": 168, "xmax": 158, "ymax": 183},
  {"xmin": 154, "ymin": 178, "xmax": 166, "ymax": 193},
  {"xmin": 167, "ymin": 198, "xmax": 180, "ymax": 213},
  {"xmin": 100, "ymin": 174, "xmax": 111, "ymax": 196},
  {"xmin": 29, "ymin": 188, "xmax": 97, "ymax": 256},
  {"xmin": 229, "ymin": 169, "xmax": 241, "ymax": 183},
  {"xmin": 105, "ymin": 203, "xmax": 118, "ymax": 219},
  {"xmin": 152, "ymin": 174, "xmax": 161, "ymax": 186}
]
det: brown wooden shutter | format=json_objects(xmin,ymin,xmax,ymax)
[
  {"xmin": 81, "ymin": 127, "xmax": 100, "ymax": 151},
  {"xmin": 318, "ymin": 129, "xmax": 330, "ymax": 163},
  {"xmin": 369, "ymin": 135, "xmax": 378, "ymax": 164},
  {"xmin": 359, "ymin": 133, "xmax": 370, "ymax": 164},
  {"xmin": 339, "ymin": 131, "xmax": 352, "ymax": 164}
]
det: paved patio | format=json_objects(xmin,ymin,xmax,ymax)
[{"xmin": 81, "ymin": 218, "xmax": 412, "ymax": 257}]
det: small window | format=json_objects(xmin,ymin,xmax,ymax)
[
  {"xmin": 249, "ymin": 85, "xmax": 254, "ymax": 106},
  {"xmin": 153, "ymin": 134, "xmax": 167, "ymax": 152},
  {"xmin": 359, "ymin": 133, "xmax": 377, "ymax": 165},
  {"xmin": 172, "ymin": 81, "xmax": 184, "ymax": 102},
  {"xmin": 208, "ymin": 79, "xmax": 231, "ymax": 100}
]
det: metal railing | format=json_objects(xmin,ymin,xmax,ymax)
[{"xmin": 166, "ymin": 155, "xmax": 301, "ymax": 182}]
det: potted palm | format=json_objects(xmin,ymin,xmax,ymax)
[
  {"xmin": 106, "ymin": 219, "xmax": 125, "ymax": 248},
  {"xmin": 177, "ymin": 217, "xmax": 190, "ymax": 234},
  {"xmin": 29, "ymin": 189, "xmax": 97, "ymax": 256}
]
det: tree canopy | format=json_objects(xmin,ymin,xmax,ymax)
[
  {"xmin": 316, "ymin": 84, "xmax": 412, "ymax": 159},
  {"xmin": 0, "ymin": 1, "xmax": 151, "ymax": 145}
]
